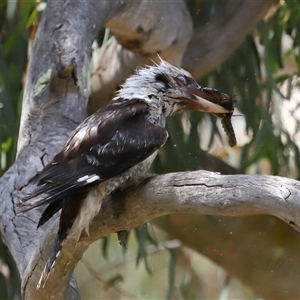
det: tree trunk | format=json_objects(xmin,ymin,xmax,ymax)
[{"xmin": 0, "ymin": 0, "xmax": 193, "ymax": 298}]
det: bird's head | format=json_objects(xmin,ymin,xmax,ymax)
[{"xmin": 115, "ymin": 59, "xmax": 232, "ymax": 117}]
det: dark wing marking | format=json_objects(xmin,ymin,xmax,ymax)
[
  {"xmin": 17, "ymin": 99, "xmax": 168, "ymax": 213},
  {"xmin": 38, "ymin": 202, "xmax": 62, "ymax": 228}
]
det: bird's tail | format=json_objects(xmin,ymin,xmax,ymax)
[
  {"xmin": 37, "ymin": 234, "xmax": 63, "ymax": 289},
  {"xmin": 37, "ymin": 195, "xmax": 85, "ymax": 289}
]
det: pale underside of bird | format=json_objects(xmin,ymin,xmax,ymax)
[{"xmin": 17, "ymin": 60, "xmax": 234, "ymax": 288}]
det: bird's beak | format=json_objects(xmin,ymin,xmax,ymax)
[{"xmin": 184, "ymin": 87, "xmax": 232, "ymax": 114}]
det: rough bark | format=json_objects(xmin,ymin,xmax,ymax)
[{"xmin": 0, "ymin": 0, "xmax": 193, "ymax": 298}]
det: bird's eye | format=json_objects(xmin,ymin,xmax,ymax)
[{"xmin": 176, "ymin": 75, "xmax": 188, "ymax": 86}]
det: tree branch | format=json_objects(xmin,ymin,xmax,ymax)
[
  {"xmin": 183, "ymin": 0, "xmax": 273, "ymax": 78},
  {"xmin": 1, "ymin": 0, "xmax": 124, "ymax": 298},
  {"xmin": 23, "ymin": 171, "xmax": 300, "ymax": 298}
]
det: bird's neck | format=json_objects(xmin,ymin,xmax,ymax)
[{"xmin": 145, "ymin": 96, "xmax": 166, "ymax": 126}]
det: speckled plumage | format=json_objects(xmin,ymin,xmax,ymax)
[{"xmin": 17, "ymin": 60, "xmax": 231, "ymax": 288}]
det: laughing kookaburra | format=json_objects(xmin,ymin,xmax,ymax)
[{"xmin": 17, "ymin": 60, "xmax": 232, "ymax": 287}]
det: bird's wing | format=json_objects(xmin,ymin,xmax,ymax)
[{"xmin": 18, "ymin": 99, "xmax": 168, "ymax": 212}]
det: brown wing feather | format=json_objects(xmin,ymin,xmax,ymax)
[{"xmin": 17, "ymin": 98, "xmax": 168, "ymax": 213}]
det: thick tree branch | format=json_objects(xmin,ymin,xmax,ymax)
[
  {"xmin": 183, "ymin": 0, "xmax": 274, "ymax": 78},
  {"xmin": 23, "ymin": 171, "xmax": 300, "ymax": 298}
]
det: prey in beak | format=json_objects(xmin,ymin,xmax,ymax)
[
  {"xmin": 183, "ymin": 86, "xmax": 237, "ymax": 147},
  {"xmin": 185, "ymin": 86, "xmax": 234, "ymax": 114}
]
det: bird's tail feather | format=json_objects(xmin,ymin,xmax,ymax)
[
  {"xmin": 17, "ymin": 182, "xmax": 82, "ymax": 213},
  {"xmin": 17, "ymin": 175, "xmax": 100, "ymax": 214},
  {"xmin": 37, "ymin": 234, "xmax": 63, "ymax": 289},
  {"xmin": 37, "ymin": 194, "xmax": 85, "ymax": 289},
  {"xmin": 37, "ymin": 201, "xmax": 62, "ymax": 228}
]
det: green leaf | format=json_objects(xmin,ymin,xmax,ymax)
[{"xmin": 134, "ymin": 225, "xmax": 154, "ymax": 275}]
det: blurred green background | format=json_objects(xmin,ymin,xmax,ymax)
[{"xmin": 1, "ymin": 0, "xmax": 300, "ymax": 299}]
